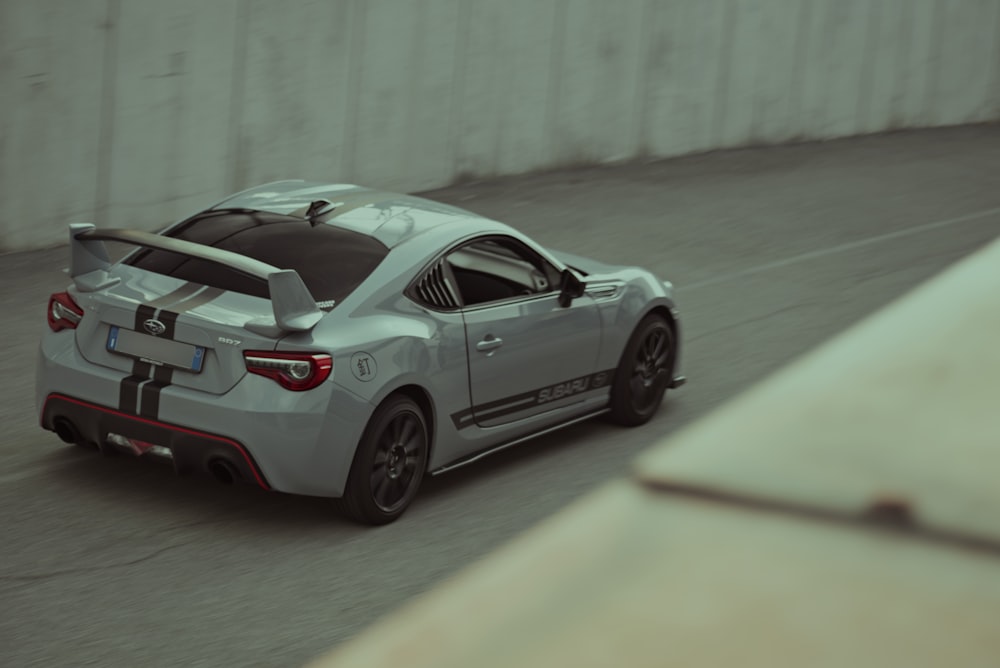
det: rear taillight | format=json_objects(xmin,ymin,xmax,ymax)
[
  {"xmin": 243, "ymin": 351, "xmax": 333, "ymax": 391},
  {"xmin": 47, "ymin": 292, "xmax": 84, "ymax": 332}
]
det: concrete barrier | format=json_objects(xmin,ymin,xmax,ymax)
[
  {"xmin": 306, "ymin": 235, "xmax": 1000, "ymax": 667},
  {"xmin": 2, "ymin": 0, "xmax": 999, "ymax": 252}
]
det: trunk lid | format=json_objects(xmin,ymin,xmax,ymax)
[{"xmin": 73, "ymin": 266, "xmax": 279, "ymax": 395}]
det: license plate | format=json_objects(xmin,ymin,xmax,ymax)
[{"xmin": 107, "ymin": 326, "xmax": 206, "ymax": 373}]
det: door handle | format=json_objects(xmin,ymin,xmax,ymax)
[{"xmin": 476, "ymin": 336, "xmax": 504, "ymax": 352}]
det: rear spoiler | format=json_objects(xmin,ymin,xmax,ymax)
[{"xmin": 68, "ymin": 223, "xmax": 323, "ymax": 333}]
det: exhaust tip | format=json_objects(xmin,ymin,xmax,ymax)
[
  {"xmin": 53, "ymin": 417, "xmax": 80, "ymax": 445},
  {"xmin": 207, "ymin": 458, "xmax": 241, "ymax": 485}
]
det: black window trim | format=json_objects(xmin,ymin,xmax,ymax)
[{"xmin": 406, "ymin": 233, "xmax": 564, "ymax": 312}]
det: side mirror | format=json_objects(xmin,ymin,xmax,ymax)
[{"xmin": 558, "ymin": 269, "xmax": 586, "ymax": 307}]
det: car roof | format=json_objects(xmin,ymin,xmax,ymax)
[{"xmin": 211, "ymin": 180, "xmax": 494, "ymax": 248}]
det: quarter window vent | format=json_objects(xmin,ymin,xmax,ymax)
[{"xmin": 417, "ymin": 261, "xmax": 460, "ymax": 308}]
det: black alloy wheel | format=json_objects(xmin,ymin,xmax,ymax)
[
  {"xmin": 608, "ymin": 314, "xmax": 675, "ymax": 426},
  {"xmin": 343, "ymin": 395, "xmax": 429, "ymax": 525}
]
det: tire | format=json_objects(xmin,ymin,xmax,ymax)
[
  {"xmin": 342, "ymin": 395, "xmax": 429, "ymax": 525},
  {"xmin": 608, "ymin": 314, "xmax": 675, "ymax": 427}
]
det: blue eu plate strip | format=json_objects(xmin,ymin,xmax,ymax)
[{"xmin": 192, "ymin": 347, "xmax": 205, "ymax": 373}]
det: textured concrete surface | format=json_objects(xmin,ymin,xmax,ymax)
[
  {"xmin": 313, "ymin": 486, "xmax": 1000, "ymax": 668},
  {"xmin": 1, "ymin": 125, "xmax": 999, "ymax": 666},
  {"xmin": 3, "ymin": 0, "xmax": 1000, "ymax": 250}
]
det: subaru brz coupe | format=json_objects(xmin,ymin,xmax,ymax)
[{"xmin": 37, "ymin": 181, "xmax": 685, "ymax": 524}]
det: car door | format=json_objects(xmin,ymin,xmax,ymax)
[{"xmin": 448, "ymin": 236, "xmax": 602, "ymax": 428}]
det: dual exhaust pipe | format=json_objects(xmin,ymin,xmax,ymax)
[
  {"xmin": 53, "ymin": 416, "xmax": 91, "ymax": 448},
  {"xmin": 51, "ymin": 416, "xmax": 243, "ymax": 484},
  {"xmin": 206, "ymin": 458, "xmax": 241, "ymax": 485}
]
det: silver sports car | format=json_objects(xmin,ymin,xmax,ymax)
[{"xmin": 36, "ymin": 181, "xmax": 685, "ymax": 524}]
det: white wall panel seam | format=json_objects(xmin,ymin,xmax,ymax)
[
  {"xmin": 923, "ymin": 0, "xmax": 948, "ymax": 124},
  {"xmin": 95, "ymin": 0, "xmax": 122, "ymax": 222},
  {"xmin": 629, "ymin": 0, "xmax": 655, "ymax": 158},
  {"xmin": 987, "ymin": 0, "xmax": 1000, "ymax": 116},
  {"xmin": 224, "ymin": 0, "xmax": 249, "ymax": 194},
  {"xmin": 447, "ymin": 0, "xmax": 472, "ymax": 181},
  {"xmin": 342, "ymin": 0, "xmax": 368, "ymax": 183},
  {"xmin": 710, "ymin": 0, "xmax": 738, "ymax": 147},
  {"xmin": 855, "ymin": 1, "xmax": 881, "ymax": 133},
  {"xmin": 787, "ymin": 0, "xmax": 814, "ymax": 139},
  {"xmin": 544, "ymin": 0, "xmax": 569, "ymax": 167}
]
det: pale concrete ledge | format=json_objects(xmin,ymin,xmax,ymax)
[{"xmin": 308, "ymin": 236, "xmax": 1000, "ymax": 668}]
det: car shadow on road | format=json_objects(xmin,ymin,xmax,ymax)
[
  {"xmin": 417, "ymin": 403, "xmax": 684, "ymax": 502},
  {"xmin": 40, "ymin": 402, "xmax": 683, "ymax": 531},
  {"xmin": 43, "ymin": 446, "xmax": 354, "ymax": 532}
]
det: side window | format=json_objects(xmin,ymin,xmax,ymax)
[{"xmin": 445, "ymin": 237, "xmax": 560, "ymax": 307}]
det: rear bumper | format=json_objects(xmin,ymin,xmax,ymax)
[
  {"xmin": 41, "ymin": 393, "xmax": 270, "ymax": 489},
  {"xmin": 36, "ymin": 332, "xmax": 373, "ymax": 498}
]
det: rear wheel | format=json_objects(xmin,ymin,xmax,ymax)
[
  {"xmin": 608, "ymin": 314, "xmax": 675, "ymax": 427},
  {"xmin": 342, "ymin": 395, "xmax": 429, "ymax": 525}
]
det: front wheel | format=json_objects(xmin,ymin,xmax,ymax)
[
  {"xmin": 608, "ymin": 314, "xmax": 675, "ymax": 427},
  {"xmin": 342, "ymin": 396, "xmax": 429, "ymax": 525}
]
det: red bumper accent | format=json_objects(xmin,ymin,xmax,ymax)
[{"xmin": 41, "ymin": 393, "xmax": 271, "ymax": 490}]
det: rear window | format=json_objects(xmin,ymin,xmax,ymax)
[{"xmin": 126, "ymin": 210, "xmax": 389, "ymax": 305}]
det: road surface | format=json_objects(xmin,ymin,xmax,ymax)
[{"xmin": 2, "ymin": 124, "xmax": 999, "ymax": 667}]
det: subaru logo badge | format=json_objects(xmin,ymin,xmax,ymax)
[{"xmin": 143, "ymin": 318, "xmax": 166, "ymax": 336}]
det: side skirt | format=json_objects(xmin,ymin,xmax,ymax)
[{"xmin": 429, "ymin": 408, "xmax": 609, "ymax": 476}]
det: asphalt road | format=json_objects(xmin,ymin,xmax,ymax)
[{"xmin": 2, "ymin": 125, "xmax": 999, "ymax": 667}]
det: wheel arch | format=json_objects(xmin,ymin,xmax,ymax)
[
  {"xmin": 629, "ymin": 301, "xmax": 679, "ymax": 353},
  {"xmin": 629, "ymin": 302, "xmax": 682, "ymax": 381},
  {"xmin": 381, "ymin": 383, "xmax": 437, "ymax": 470},
  {"xmin": 644, "ymin": 304, "xmax": 676, "ymax": 333},
  {"xmin": 643, "ymin": 304, "xmax": 680, "ymax": 369}
]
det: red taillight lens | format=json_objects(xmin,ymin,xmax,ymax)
[
  {"xmin": 47, "ymin": 292, "xmax": 84, "ymax": 332},
  {"xmin": 243, "ymin": 351, "xmax": 333, "ymax": 391}
]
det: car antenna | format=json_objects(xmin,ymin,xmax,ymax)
[{"xmin": 304, "ymin": 199, "xmax": 338, "ymax": 226}]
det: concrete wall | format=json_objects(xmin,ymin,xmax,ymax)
[{"xmin": 2, "ymin": 0, "xmax": 999, "ymax": 252}]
